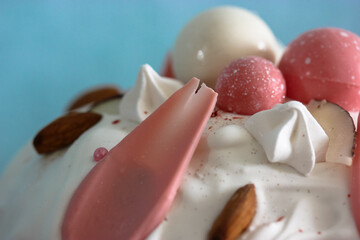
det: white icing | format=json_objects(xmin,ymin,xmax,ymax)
[
  {"xmin": 146, "ymin": 112, "xmax": 358, "ymax": 239},
  {"xmin": 0, "ymin": 70, "xmax": 358, "ymax": 239},
  {"xmin": 207, "ymin": 124, "xmax": 252, "ymax": 148},
  {"xmin": 245, "ymin": 101, "xmax": 329, "ymax": 176},
  {"xmin": 119, "ymin": 64, "xmax": 183, "ymax": 123},
  {"xmin": 0, "ymin": 115, "xmax": 137, "ymax": 240}
]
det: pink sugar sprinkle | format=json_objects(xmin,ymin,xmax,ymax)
[{"xmin": 93, "ymin": 147, "xmax": 109, "ymax": 162}]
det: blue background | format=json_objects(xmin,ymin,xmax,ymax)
[{"xmin": 1, "ymin": 0, "xmax": 360, "ymax": 175}]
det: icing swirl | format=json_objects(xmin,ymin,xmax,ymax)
[
  {"xmin": 120, "ymin": 64, "xmax": 183, "ymax": 123},
  {"xmin": 245, "ymin": 101, "xmax": 328, "ymax": 176}
]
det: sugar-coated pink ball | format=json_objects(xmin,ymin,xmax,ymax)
[
  {"xmin": 279, "ymin": 28, "xmax": 360, "ymax": 111},
  {"xmin": 215, "ymin": 56, "xmax": 286, "ymax": 115}
]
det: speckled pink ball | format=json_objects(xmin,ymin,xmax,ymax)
[
  {"xmin": 279, "ymin": 28, "xmax": 360, "ymax": 111},
  {"xmin": 215, "ymin": 56, "xmax": 286, "ymax": 115}
]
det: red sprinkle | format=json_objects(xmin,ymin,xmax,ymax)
[
  {"xmin": 144, "ymin": 111, "xmax": 148, "ymax": 115},
  {"xmin": 348, "ymin": 194, "xmax": 351, "ymax": 198},
  {"xmin": 277, "ymin": 216, "xmax": 284, "ymax": 222},
  {"xmin": 299, "ymin": 229, "xmax": 303, "ymax": 233},
  {"xmin": 93, "ymin": 147, "xmax": 109, "ymax": 162},
  {"xmin": 232, "ymin": 116, "xmax": 243, "ymax": 120},
  {"xmin": 318, "ymin": 231, "xmax": 322, "ymax": 235},
  {"xmin": 112, "ymin": 119, "xmax": 120, "ymax": 124}
]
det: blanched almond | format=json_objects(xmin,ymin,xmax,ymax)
[
  {"xmin": 67, "ymin": 86, "xmax": 122, "ymax": 111},
  {"xmin": 307, "ymin": 100, "xmax": 355, "ymax": 165}
]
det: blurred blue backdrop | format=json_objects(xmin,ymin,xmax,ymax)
[{"xmin": 1, "ymin": 0, "xmax": 360, "ymax": 174}]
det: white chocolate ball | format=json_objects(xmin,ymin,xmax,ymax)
[{"xmin": 173, "ymin": 6, "xmax": 283, "ymax": 89}]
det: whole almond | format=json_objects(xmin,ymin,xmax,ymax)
[
  {"xmin": 67, "ymin": 87, "xmax": 122, "ymax": 111},
  {"xmin": 90, "ymin": 95, "xmax": 123, "ymax": 115},
  {"xmin": 33, "ymin": 112, "xmax": 102, "ymax": 154},
  {"xmin": 209, "ymin": 184, "xmax": 256, "ymax": 240}
]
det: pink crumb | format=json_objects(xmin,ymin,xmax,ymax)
[{"xmin": 93, "ymin": 147, "xmax": 109, "ymax": 162}]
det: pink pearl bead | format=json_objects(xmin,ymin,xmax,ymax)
[{"xmin": 93, "ymin": 147, "xmax": 109, "ymax": 162}]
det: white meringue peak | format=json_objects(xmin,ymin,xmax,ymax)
[
  {"xmin": 245, "ymin": 101, "xmax": 329, "ymax": 176},
  {"xmin": 119, "ymin": 64, "xmax": 184, "ymax": 123}
]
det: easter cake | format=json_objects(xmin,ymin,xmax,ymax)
[{"xmin": 0, "ymin": 6, "xmax": 360, "ymax": 240}]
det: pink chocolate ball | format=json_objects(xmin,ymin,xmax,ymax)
[
  {"xmin": 279, "ymin": 28, "xmax": 360, "ymax": 111},
  {"xmin": 215, "ymin": 56, "xmax": 286, "ymax": 115}
]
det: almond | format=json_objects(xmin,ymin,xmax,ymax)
[
  {"xmin": 90, "ymin": 95, "xmax": 123, "ymax": 115},
  {"xmin": 67, "ymin": 86, "xmax": 123, "ymax": 111},
  {"xmin": 208, "ymin": 184, "xmax": 256, "ymax": 240},
  {"xmin": 33, "ymin": 112, "xmax": 102, "ymax": 154}
]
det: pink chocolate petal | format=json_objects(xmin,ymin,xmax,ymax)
[
  {"xmin": 352, "ymin": 112, "xmax": 360, "ymax": 234},
  {"xmin": 61, "ymin": 78, "xmax": 217, "ymax": 240}
]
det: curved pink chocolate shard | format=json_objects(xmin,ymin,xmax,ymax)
[
  {"xmin": 352, "ymin": 112, "xmax": 360, "ymax": 234},
  {"xmin": 61, "ymin": 78, "xmax": 217, "ymax": 240}
]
